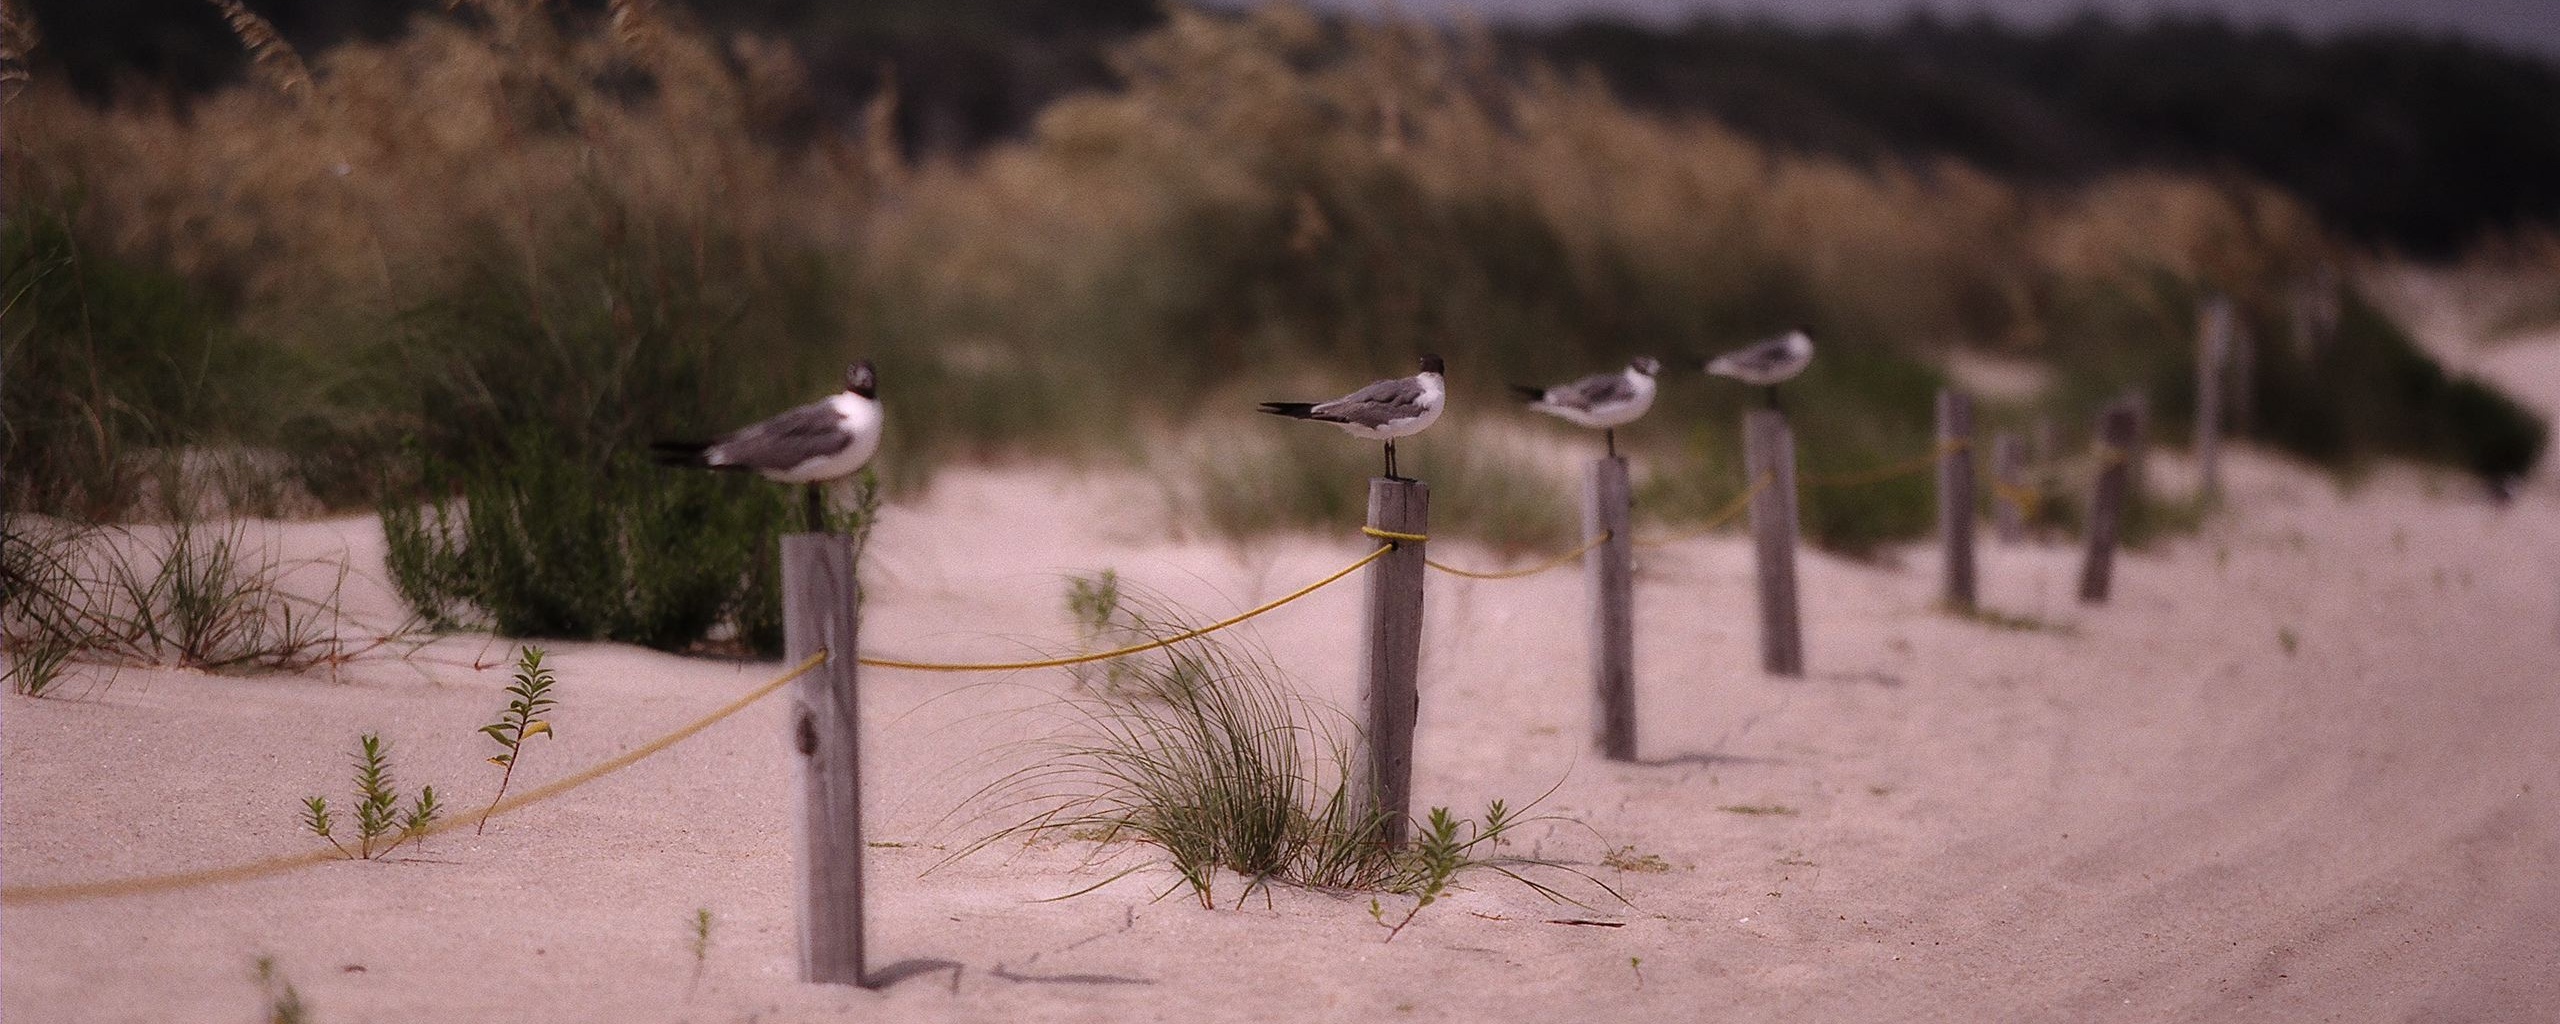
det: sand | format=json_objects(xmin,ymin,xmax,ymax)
[{"xmin": 9, "ymin": 369, "xmax": 2560, "ymax": 1021}]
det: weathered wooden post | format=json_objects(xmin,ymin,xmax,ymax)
[
  {"xmin": 2078, "ymin": 402, "xmax": 2141, "ymax": 604},
  {"xmin": 1936, "ymin": 390, "xmax": 1977, "ymax": 611},
  {"xmin": 1355, "ymin": 478, "xmax": 1427, "ymax": 847},
  {"xmin": 1585, "ymin": 456, "xmax": 1636, "ymax": 761},
  {"xmin": 1992, "ymin": 431, "xmax": 2027, "ymax": 544},
  {"xmin": 2229, "ymin": 320, "xmax": 2255, "ymax": 440},
  {"xmin": 2197, "ymin": 296, "xmax": 2232, "ymax": 502},
  {"xmin": 1744, "ymin": 410, "xmax": 1803, "ymax": 676},
  {"xmin": 783, "ymin": 533, "xmax": 865, "ymax": 987}
]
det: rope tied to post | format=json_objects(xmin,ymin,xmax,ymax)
[
  {"xmin": 858, "ymin": 542, "xmax": 1395, "ymax": 673},
  {"xmin": 1802, "ymin": 435, "xmax": 1969, "ymax": 489},
  {"xmin": 1359, "ymin": 526, "xmax": 1430, "ymax": 544},
  {"xmin": 1424, "ymin": 530, "xmax": 1612, "ymax": 580},
  {"xmin": 1633, "ymin": 471, "xmax": 1773, "ymax": 548},
  {"xmin": 1, "ymin": 650, "xmax": 833, "ymax": 907}
]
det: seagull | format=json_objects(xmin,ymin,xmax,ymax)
[
  {"xmin": 651, "ymin": 361, "xmax": 883, "ymax": 529},
  {"xmin": 1257, "ymin": 354, "xmax": 1446, "ymax": 482},
  {"xmin": 1704, "ymin": 328, "xmax": 1814, "ymax": 410},
  {"xmin": 1511, "ymin": 356, "xmax": 1660, "ymax": 457}
]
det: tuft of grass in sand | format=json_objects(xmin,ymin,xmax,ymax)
[
  {"xmin": 1602, "ymin": 847, "xmax": 1673, "ymax": 873},
  {"xmin": 1944, "ymin": 603, "xmax": 2077, "ymax": 635},
  {"xmin": 2, "ymin": 516, "xmax": 412, "ymax": 693},
  {"xmin": 964, "ymin": 580, "xmax": 1615, "ymax": 918},
  {"xmin": 1718, "ymin": 804, "xmax": 1798, "ymax": 816}
]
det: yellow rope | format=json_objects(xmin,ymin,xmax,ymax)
[
  {"xmin": 1359, "ymin": 526, "xmax": 1429, "ymax": 543},
  {"xmin": 1425, "ymin": 530, "xmax": 1612, "ymax": 580},
  {"xmin": 1802, "ymin": 436, "xmax": 1968, "ymax": 489},
  {"xmin": 1989, "ymin": 478, "xmax": 2046, "ymax": 521},
  {"xmin": 1, "ymin": 651, "xmax": 831, "ymax": 906},
  {"xmin": 858, "ymin": 544, "xmax": 1394, "ymax": 672},
  {"xmin": 1633, "ymin": 472, "xmax": 1773, "ymax": 548}
]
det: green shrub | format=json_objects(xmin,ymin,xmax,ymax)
[
  {"xmin": 1, "ymin": 204, "xmax": 294, "ymax": 519},
  {"xmin": 380, "ymin": 434, "xmax": 810, "ymax": 656}
]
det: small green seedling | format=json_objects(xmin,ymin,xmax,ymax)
[
  {"xmin": 478, "ymin": 645, "xmax": 559, "ymax": 833},
  {"xmin": 255, "ymin": 955, "xmax": 310, "ymax": 1024},
  {"xmin": 303, "ymin": 733, "xmax": 440, "ymax": 859},
  {"xmin": 688, "ymin": 907, "xmax": 715, "ymax": 995}
]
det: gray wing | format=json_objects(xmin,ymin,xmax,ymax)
[
  {"xmin": 1310, "ymin": 376, "xmax": 1427, "ymax": 427},
  {"xmin": 1710, "ymin": 337, "xmax": 1801, "ymax": 377},
  {"xmin": 1545, "ymin": 371, "xmax": 1636, "ymax": 411},
  {"xmin": 709, "ymin": 401, "xmax": 851, "ymax": 471}
]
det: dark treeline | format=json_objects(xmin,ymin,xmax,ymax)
[{"xmin": 21, "ymin": 0, "xmax": 2560, "ymax": 255}]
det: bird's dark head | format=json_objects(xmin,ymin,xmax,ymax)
[
  {"xmin": 845, "ymin": 360, "xmax": 878, "ymax": 399},
  {"xmin": 1631, "ymin": 355, "xmax": 1661, "ymax": 377},
  {"xmin": 1418, "ymin": 353, "xmax": 1445, "ymax": 376}
]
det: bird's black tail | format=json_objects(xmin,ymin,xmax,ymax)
[
  {"xmin": 1256, "ymin": 402, "xmax": 1317, "ymax": 419},
  {"xmin": 649, "ymin": 440, "xmax": 714, "ymax": 468},
  {"xmin": 1508, "ymin": 383, "xmax": 1547, "ymax": 403}
]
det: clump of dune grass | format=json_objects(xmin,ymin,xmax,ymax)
[
  {"xmin": 2, "ymin": 515, "xmax": 406, "ymax": 693},
  {"xmin": 963, "ymin": 581, "xmax": 1614, "ymax": 918}
]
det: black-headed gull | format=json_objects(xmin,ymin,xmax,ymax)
[
  {"xmin": 1257, "ymin": 354, "xmax": 1446, "ymax": 482},
  {"xmin": 652, "ymin": 360, "xmax": 883, "ymax": 528},
  {"xmin": 1512, "ymin": 356, "xmax": 1660, "ymax": 456}
]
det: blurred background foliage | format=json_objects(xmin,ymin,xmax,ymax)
[{"xmin": 3, "ymin": 0, "xmax": 2551, "ymax": 587}]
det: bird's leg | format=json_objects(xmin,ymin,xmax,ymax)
[
  {"xmin": 1383, "ymin": 439, "xmax": 1398, "ymax": 481},
  {"xmin": 1764, "ymin": 387, "xmax": 1784, "ymax": 415},
  {"xmin": 803, "ymin": 484, "xmax": 826, "ymax": 533},
  {"xmin": 1605, "ymin": 428, "xmax": 1618, "ymax": 459}
]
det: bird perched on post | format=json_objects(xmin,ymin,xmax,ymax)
[
  {"xmin": 1511, "ymin": 356, "xmax": 1661, "ymax": 457},
  {"xmin": 1704, "ymin": 328, "xmax": 1814, "ymax": 410},
  {"xmin": 651, "ymin": 360, "xmax": 883, "ymax": 530},
  {"xmin": 1257, "ymin": 354, "xmax": 1446, "ymax": 482}
]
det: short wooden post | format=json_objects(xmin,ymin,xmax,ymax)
[
  {"xmin": 2078, "ymin": 402, "xmax": 2140, "ymax": 604},
  {"xmin": 2197, "ymin": 296, "xmax": 2231, "ymax": 501},
  {"xmin": 1992, "ymin": 431, "xmax": 2027, "ymax": 543},
  {"xmin": 1743, "ymin": 409, "xmax": 1803, "ymax": 676},
  {"xmin": 1585, "ymin": 456, "xmax": 1636, "ymax": 761},
  {"xmin": 1355, "ymin": 478, "xmax": 1427, "ymax": 847},
  {"xmin": 1936, "ymin": 390, "xmax": 1977, "ymax": 611},
  {"xmin": 2229, "ymin": 321, "xmax": 2254, "ymax": 440},
  {"xmin": 783, "ymin": 533, "xmax": 865, "ymax": 987}
]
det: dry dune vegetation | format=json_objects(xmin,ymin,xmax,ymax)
[{"xmin": 18, "ymin": 0, "xmax": 2524, "ymax": 509}]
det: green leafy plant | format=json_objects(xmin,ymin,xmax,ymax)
[
  {"xmin": 1376, "ymin": 804, "xmax": 1495, "ymax": 942},
  {"xmin": 478, "ymin": 645, "xmax": 560, "ymax": 833},
  {"xmin": 688, "ymin": 907, "xmax": 715, "ymax": 995},
  {"xmin": 303, "ymin": 733, "xmax": 440, "ymax": 860},
  {"xmin": 254, "ymin": 955, "xmax": 310, "ymax": 1024}
]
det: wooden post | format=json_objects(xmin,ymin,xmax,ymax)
[
  {"xmin": 1936, "ymin": 390, "xmax": 1977, "ymax": 611},
  {"xmin": 1585, "ymin": 456, "xmax": 1636, "ymax": 762},
  {"xmin": 1744, "ymin": 409, "xmax": 1803, "ymax": 676},
  {"xmin": 2229, "ymin": 321, "xmax": 2254, "ymax": 440},
  {"xmin": 1992, "ymin": 431, "xmax": 2027, "ymax": 543},
  {"xmin": 2078, "ymin": 402, "xmax": 2140, "ymax": 604},
  {"xmin": 783, "ymin": 533, "xmax": 865, "ymax": 987},
  {"xmin": 2197, "ymin": 297, "xmax": 2231, "ymax": 502},
  {"xmin": 1355, "ymin": 478, "xmax": 1427, "ymax": 847}
]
